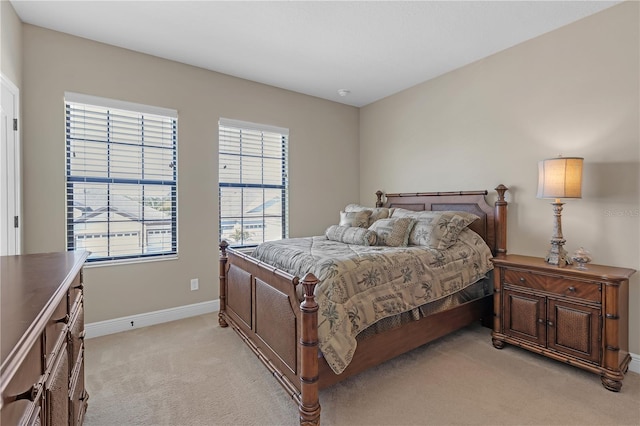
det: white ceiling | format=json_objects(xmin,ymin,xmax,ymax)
[{"xmin": 10, "ymin": 1, "xmax": 621, "ymax": 107}]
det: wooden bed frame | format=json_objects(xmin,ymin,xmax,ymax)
[{"xmin": 218, "ymin": 185, "xmax": 508, "ymax": 425}]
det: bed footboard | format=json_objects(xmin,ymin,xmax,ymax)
[{"xmin": 218, "ymin": 242, "xmax": 321, "ymax": 425}]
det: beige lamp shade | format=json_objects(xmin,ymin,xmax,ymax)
[{"xmin": 537, "ymin": 157, "xmax": 583, "ymax": 199}]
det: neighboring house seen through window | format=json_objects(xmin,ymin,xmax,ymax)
[
  {"xmin": 218, "ymin": 118, "xmax": 289, "ymax": 247},
  {"xmin": 65, "ymin": 92, "xmax": 177, "ymax": 262}
]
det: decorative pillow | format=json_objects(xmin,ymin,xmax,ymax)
[
  {"xmin": 325, "ymin": 225, "xmax": 378, "ymax": 246},
  {"xmin": 389, "ymin": 207, "xmax": 425, "ymax": 218},
  {"xmin": 344, "ymin": 204, "xmax": 392, "ymax": 226},
  {"xmin": 339, "ymin": 210, "xmax": 371, "ymax": 228},
  {"xmin": 368, "ymin": 217, "xmax": 415, "ymax": 247},
  {"xmin": 392, "ymin": 209, "xmax": 479, "ymax": 250}
]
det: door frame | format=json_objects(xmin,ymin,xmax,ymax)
[{"xmin": 1, "ymin": 73, "xmax": 21, "ymax": 255}]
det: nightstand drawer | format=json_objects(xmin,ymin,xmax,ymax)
[{"xmin": 503, "ymin": 269, "xmax": 601, "ymax": 303}]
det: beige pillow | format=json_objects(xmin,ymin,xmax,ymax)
[
  {"xmin": 368, "ymin": 217, "xmax": 415, "ymax": 247},
  {"xmin": 392, "ymin": 209, "xmax": 479, "ymax": 250},
  {"xmin": 339, "ymin": 210, "xmax": 371, "ymax": 228},
  {"xmin": 344, "ymin": 204, "xmax": 392, "ymax": 226},
  {"xmin": 325, "ymin": 225, "xmax": 378, "ymax": 246}
]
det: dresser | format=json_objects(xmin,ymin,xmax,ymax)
[
  {"xmin": 1, "ymin": 251, "xmax": 89, "ymax": 425},
  {"xmin": 491, "ymin": 254, "xmax": 636, "ymax": 391}
]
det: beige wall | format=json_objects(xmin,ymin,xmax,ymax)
[
  {"xmin": 1, "ymin": 0, "xmax": 22, "ymax": 85},
  {"xmin": 360, "ymin": 2, "xmax": 640, "ymax": 354},
  {"xmin": 21, "ymin": 25, "xmax": 360, "ymax": 323}
]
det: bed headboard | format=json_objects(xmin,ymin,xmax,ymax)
[{"xmin": 376, "ymin": 185, "xmax": 508, "ymax": 256}]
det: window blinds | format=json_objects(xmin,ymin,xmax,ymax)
[
  {"xmin": 65, "ymin": 93, "xmax": 178, "ymax": 262},
  {"xmin": 218, "ymin": 118, "xmax": 289, "ymax": 247}
]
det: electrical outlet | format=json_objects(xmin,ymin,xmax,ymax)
[{"xmin": 190, "ymin": 278, "xmax": 199, "ymax": 291}]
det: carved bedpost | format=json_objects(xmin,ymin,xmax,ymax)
[
  {"xmin": 492, "ymin": 185, "xmax": 508, "ymax": 339},
  {"xmin": 219, "ymin": 240, "xmax": 229, "ymax": 327},
  {"xmin": 494, "ymin": 184, "xmax": 508, "ymax": 256},
  {"xmin": 299, "ymin": 273, "xmax": 321, "ymax": 426},
  {"xmin": 375, "ymin": 190, "xmax": 384, "ymax": 208}
]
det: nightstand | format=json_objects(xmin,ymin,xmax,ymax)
[{"xmin": 491, "ymin": 254, "xmax": 636, "ymax": 391}]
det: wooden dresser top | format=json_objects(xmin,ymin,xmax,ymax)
[{"xmin": 1, "ymin": 251, "xmax": 88, "ymax": 363}]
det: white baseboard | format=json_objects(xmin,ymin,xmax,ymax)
[
  {"xmin": 85, "ymin": 300, "xmax": 218, "ymax": 339},
  {"xmin": 630, "ymin": 353, "xmax": 640, "ymax": 374}
]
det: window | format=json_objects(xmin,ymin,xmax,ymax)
[
  {"xmin": 65, "ymin": 92, "xmax": 177, "ymax": 262},
  {"xmin": 218, "ymin": 118, "xmax": 288, "ymax": 247}
]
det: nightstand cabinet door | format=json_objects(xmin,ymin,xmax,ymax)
[
  {"xmin": 503, "ymin": 289, "xmax": 546, "ymax": 346},
  {"xmin": 548, "ymin": 299, "xmax": 600, "ymax": 364}
]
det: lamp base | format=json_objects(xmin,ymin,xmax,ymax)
[{"xmin": 545, "ymin": 238, "xmax": 572, "ymax": 267}]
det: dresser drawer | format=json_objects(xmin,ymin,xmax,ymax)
[
  {"xmin": 68, "ymin": 272, "xmax": 83, "ymax": 312},
  {"xmin": 70, "ymin": 358, "xmax": 87, "ymax": 426},
  {"xmin": 1, "ymin": 339, "xmax": 43, "ymax": 426},
  {"xmin": 68, "ymin": 298, "xmax": 84, "ymax": 366},
  {"xmin": 503, "ymin": 269, "xmax": 601, "ymax": 303},
  {"xmin": 44, "ymin": 343, "xmax": 69, "ymax": 426},
  {"xmin": 45, "ymin": 296, "xmax": 69, "ymax": 367}
]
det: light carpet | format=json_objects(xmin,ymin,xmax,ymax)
[{"xmin": 84, "ymin": 313, "xmax": 640, "ymax": 426}]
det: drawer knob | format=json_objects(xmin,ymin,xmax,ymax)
[
  {"xmin": 538, "ymin": 318, "xmax": 544, "ymax": 324},
  {"xmin": 547, "ymin": 320, "xmax": 554, "ymax": 327},
  {"xmin": 4, "ymin": 384, "xmax": 38, "ymax": 403},
  {"xmin": 519, "ymin": 277, "xmax": 525, "ymax": 283},
  {"xmin": 55, "ymin": 314, "xmax": 70, "ymax": 324},
  {"xmin": 568, "ymin": 286, "xmax": 576, "ymax": 292}
]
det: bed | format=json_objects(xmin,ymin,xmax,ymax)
[{"xmin": 218, "ymin": 185, "xmax": 508, "ymax": 425}]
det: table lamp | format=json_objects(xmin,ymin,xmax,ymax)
[{"xmin": 536, "ymin": 156, "xmax": 583, "ymax": 266}]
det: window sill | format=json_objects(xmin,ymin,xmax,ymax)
[{"xmin": 84, "ymin": 254, "xmax": 178, "ymax": 268}]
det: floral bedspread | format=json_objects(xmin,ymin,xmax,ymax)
[{"xmin": 251, "ymin": 228, "xmax": 494, "ymax": 374}]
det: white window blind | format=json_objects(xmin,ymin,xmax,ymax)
[
  {"xmin": 65, "ymin": 93, "xmax": 178, "ymax": 262},
  {"xmin": 218, "ymin": 118, "xmax": 289, "ymax": 247}
]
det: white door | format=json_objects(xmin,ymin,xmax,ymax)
[{"xmin": 1, "ymin": 74, "xmax": 21, "ymax": 255}]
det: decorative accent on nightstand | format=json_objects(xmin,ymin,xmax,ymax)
[
  {"xmin": 571, "ymin": 247, "xmax": 592, "ymax": 270},
  {"xmin": 537, "ymin": 156, "xmax": 583, "ymax": 266},
  {"xmin": 491, "ymin": 254, "xmax": 636, "ymax": 392}
]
